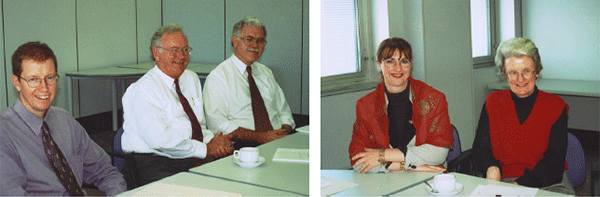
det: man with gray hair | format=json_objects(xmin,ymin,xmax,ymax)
[
  {"xmin": 121, "ymin": 23, "xmax": 234, "ymax": 185},
  {"xmin": 203, "ymin": 17, "xmax": 295, "ymax": 148}
]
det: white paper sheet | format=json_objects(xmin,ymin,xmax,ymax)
[
  {"xmin": 132, "ymin": 182, "xmax": 242, "ymax": 196},
  {"xmin": 321, "ymin": 176, "xmax": 359, "ymax": 196},
  {"xmin": 469, "ymin": 184, "xmax": 538, "ymax": 197},
  {"xmin": 272, "ymin": 148, "xmax": 309, "ymax": 162},
  {"xmin": 296, "ymin": 125, "xmax": 309, "ymax": 133},
  {"xmin": 321, "ymin": 177, "xmax": 333, "ymax": 188}
]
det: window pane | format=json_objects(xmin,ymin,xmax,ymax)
[
  {"xmin": 321, "ymin": 0, "xmax": 360, "ymax": 77},
  {"xmin": 499, "ymin": 0, "xmax": 515, "ymax": 42},
  {"xmin": 471, "ymin": 0, "xmax": 490, "ymax": 57}
]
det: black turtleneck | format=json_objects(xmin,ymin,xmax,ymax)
[
  {"xmin": 385, "ymin": 83, "xmax": 415, "ymax": 155},
  {"xmin": 511, "ymin": 87, "xmax": 539, "ymax": 124}
]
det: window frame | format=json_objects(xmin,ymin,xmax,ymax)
[
  {"xmin": 321, "ymin": 0, "xmax": 380, "ymax": 96},
  {"xmin": 472, "ymin": 0, "xmax": 498, "ymax": 69},
  {"xmin": 473, "ymin": 0, "xmax": 523, "ymax": 69}
]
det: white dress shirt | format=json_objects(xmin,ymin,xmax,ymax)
[
  {"xmin": 121, "ymin": 66, "xmax": 214, "ymax": 159},
  {"xmin": 203, "ymin": 55, "xmax": 295, "ymax": 134}
]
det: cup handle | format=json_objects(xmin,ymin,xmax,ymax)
[{"xmin": 233, "ymin": 150, "xmax": 240, "ymax": 159}]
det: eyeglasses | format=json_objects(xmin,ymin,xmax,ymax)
[
  {"xmin": 507, "ymin": 69, "xmax": 536, "ymax": 80},
  {"xmin": 157, "ymin": 46, "xmax": 193, "ymax": 55},
  {"xmin": 382, "ymin": 58, "xmax": 411, "ymax": 68},
  {"xmin": 238, "ymin": 36, "xmax": 267, "ymax": 47},
  {"xmin": 19, "ymin": 75, "xmax": 60, "ymax": 88}
]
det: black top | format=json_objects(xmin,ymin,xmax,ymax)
[
  {"xmin": 472, "ymin": 87, "xmax": 568, "ymax": 187},
  {"xmin": 385, "ymin": 83, "xmax": 416, "ymax": 155}
]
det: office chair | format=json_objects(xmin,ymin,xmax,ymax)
[
  {"xmin": 566, "ymin": 132, "xmax": 586, "ymax": 188},
  {"xmin": 107, "ymin": 128, "xmax": 141, "ymax": 190},
  {"xmin": 447, "ymin": 125, "xmax": 473, "ymax": 173}
]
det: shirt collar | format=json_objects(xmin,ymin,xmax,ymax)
[
  {"xmin": 13, "ymin": 99, "xmax": 45, "ymax": 135},
  {"xmin": 231, "ymin": 54, "xmax": 255, "ymax": 75},
  {"xmin": 153, "ymin": 64, "xmax": 179, "ymax": 89}
]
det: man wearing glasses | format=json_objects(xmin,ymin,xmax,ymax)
[
  {"xmin": 121, "ymin": 23, "xmax": 234, "ymax": 185},
  {"xmin": 203, "ymin": 17, "xmax": 295, "ymax": 148},
  {"xmin": 0, "ymin": 42, "xmax": 126, "ymax": 195}
]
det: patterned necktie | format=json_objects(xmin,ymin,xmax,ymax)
[
  {"xmin": 174, "ymin": 79, "xmax": 203, "ymax": 142},
  {"xmin": 247, "ymin": 66, "xmax": 273, "ymax": 132},
  {"xmin": 41, "ymin": 122, "xmax": 85, "ymax": 196}
]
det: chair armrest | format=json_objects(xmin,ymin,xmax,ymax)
[
  {"xmin": 106, "ymin": 151, "xmax": 141, "ymax": 189},
  {"xmin": 447, "ymin": 149, "xmax": 473, "ymax": 173}
]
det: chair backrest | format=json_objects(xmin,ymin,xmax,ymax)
[
  {"xmin": 566, "ymin": 132, "xmax": 586, "ymax": 187},
  {"xmin": 113, "ymin": 127, "xmax": 126, "ymax": 171},
  {"xmin": 446, "ymin": 125, "xmax": 461, "ymax": 163}
]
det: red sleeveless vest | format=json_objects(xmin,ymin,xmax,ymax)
[{"xmin": 486, "ymin": 90, "xmax": 568, "ymax": 178}]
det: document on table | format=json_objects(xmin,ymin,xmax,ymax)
[
  {"xmin": 321, "ymin": 176, "xmax": 359, "ymax": 196},
  {"xmin": 131, "ymin": 182, "xmax": 241, "ymax": 196},
  {"xmin": 296, "ymin": 125, "xmax": 309, "ymax": 133},
  {"xmin": 272, "ymin": 148, "xmax": 309, "ymax": 162},
  {"xmin": 469, "ymin": 184, "xmax": 538, "ymax": 197}
]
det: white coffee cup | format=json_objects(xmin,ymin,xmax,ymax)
[
  {"xmin": 433, "ymin": 174, "xmax": 456, "ymax": 193},
  {"xmin": 234, "ymin": 147, "xmax": 259, "ymax": 163}
]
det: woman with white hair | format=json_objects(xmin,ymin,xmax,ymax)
[{"xmin": 472, "ymin": 38, "xmax": 575, "ymax": 194}]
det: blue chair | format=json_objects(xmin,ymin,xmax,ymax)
[
  {"xmin": 446, "ymin": 125, "xmax": 461, "ymax": 162},
  {"xmin": 108, "ymin": 128, "xmax": 141, "ymax": 190},
  {"xmin": 566, "ymin": 132, "xmax": 586, "ymax": 187},
  {"xmin": 447, "ymin": 125, "xmax": 473, "ymax": 173}
]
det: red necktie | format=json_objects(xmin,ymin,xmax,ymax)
[
  {"xmin": 174, "ymin": 79, "xmax": 203, "ymax": 142},
  {"xmin": 247, "ymin": 66, "xmax": 273, "ymax": 132},
  {"xmin": 41, "ymin": 122, "xmax": 85, "ymax": 196}
]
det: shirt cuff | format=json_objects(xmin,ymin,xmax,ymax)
[{"xmin": 192, "ymin": 140, "xmax": 208, "ymax": 159}]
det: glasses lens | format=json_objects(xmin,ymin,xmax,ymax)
[{"xmin": 47, "ymin": 76, "xmax": 59, "ymax": 85}]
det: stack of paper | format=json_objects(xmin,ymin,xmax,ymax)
[
  {"xmin": 133, "ymin": 182, "xmax": 241, "ymax": 196},
  {"xmin": 321, "ymin": 176, "xmax": 359, "ymax": 196},
  {"xmin": 272, "ymin": 148, "xmax": 309, "ymax": 162},
  {"xmin": 469, "ymin": 184, "xmax": 538, "ymax": 197}
]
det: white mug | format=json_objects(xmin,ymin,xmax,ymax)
[
  {"xmin": 433, "ymin": 174, "xmax": 456, "ymax": 193},
  {"xmin": 234, "ymin": 147, "xmax": 259, "ymax": 163}
]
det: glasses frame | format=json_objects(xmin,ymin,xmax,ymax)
[
  {"xmin": 18, "ymin": 75, "xmax": 60, "ymax": 88},
  {"xmin": 237, "ymin": 36, "xmax": 268, "ymax": 47},
  {"xmin": 157, "ymin": 46, "xmax": 193, "ymax": 56},
  {"xmin": 382, "ymin": 58, "xmax": 412, "ymax": 69},
  {"xmin": 507, "ymin": 69, "xmax": 536, "ymax": 80}
]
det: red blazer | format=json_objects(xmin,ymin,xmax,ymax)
[{"xmin": 349, "ymin": 77, "xmax": 454, "ymax": 165}]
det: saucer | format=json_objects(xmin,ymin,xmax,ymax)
[
  {"xmin": 426, "ymin": 182, "xmax": 463, "ymax": 196},
  {"xmin": 233, "ymin": 156, "xmax": 265, "ymax": 168}
]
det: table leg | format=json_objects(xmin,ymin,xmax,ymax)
[
  {"xmin": 112, "ymin": 79, "xmax": 118, "ymax": 131},
  {"xmin": 67, "ymin": 77, "xmax": 73, "ymax": 115}
]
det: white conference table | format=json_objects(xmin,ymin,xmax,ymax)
[
  {"xmin": 189, "ymin": 131, "xmax": 309, "ymax": 195},
  {"xmin": 117, "ymin": 172, "xmax": 299, "ymax": 196},
  {"xmin": 391, "ymin": 172, "xmax": 569, "ymax": 196},
  {"xmin": 65, "ymin": 62, "xmax": 218, "ymax": 130},
  {"xmin": 321, "ymin": 169, "xmax": 439, "ymax": 196}
]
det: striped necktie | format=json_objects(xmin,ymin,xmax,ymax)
[
  {"xmin": 247, "ymin": 66, "xmax": 273, "ymax": 132},
  {"xmin": 41, "ymin": 122, "xmax": 85, "ymax": 196},
  {"xmin": 174, "ymin": 79, "xmax": 203, "ymax": 141}
]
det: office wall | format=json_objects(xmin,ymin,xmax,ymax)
[
  {"xmin": 521, "ymin": 0, "xmax": 599, "ymax": 131},
  {"xmin": 522, "ymin": 0, "xmax": 599, "ymax": 81},
  {"xmin": 0, "ymin": 7, "xmax": 4, "ymax": 110},
  {"xmin": 1, "ymin": 0, "xmax": 309, "ymax": 118},
  {"xmin": 321, "ymin": 89, "xmax": 373, "ymax": 169},
  {"xmin": 3, "ymin": 0, "xmax": 78, "ymax": 112}
]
